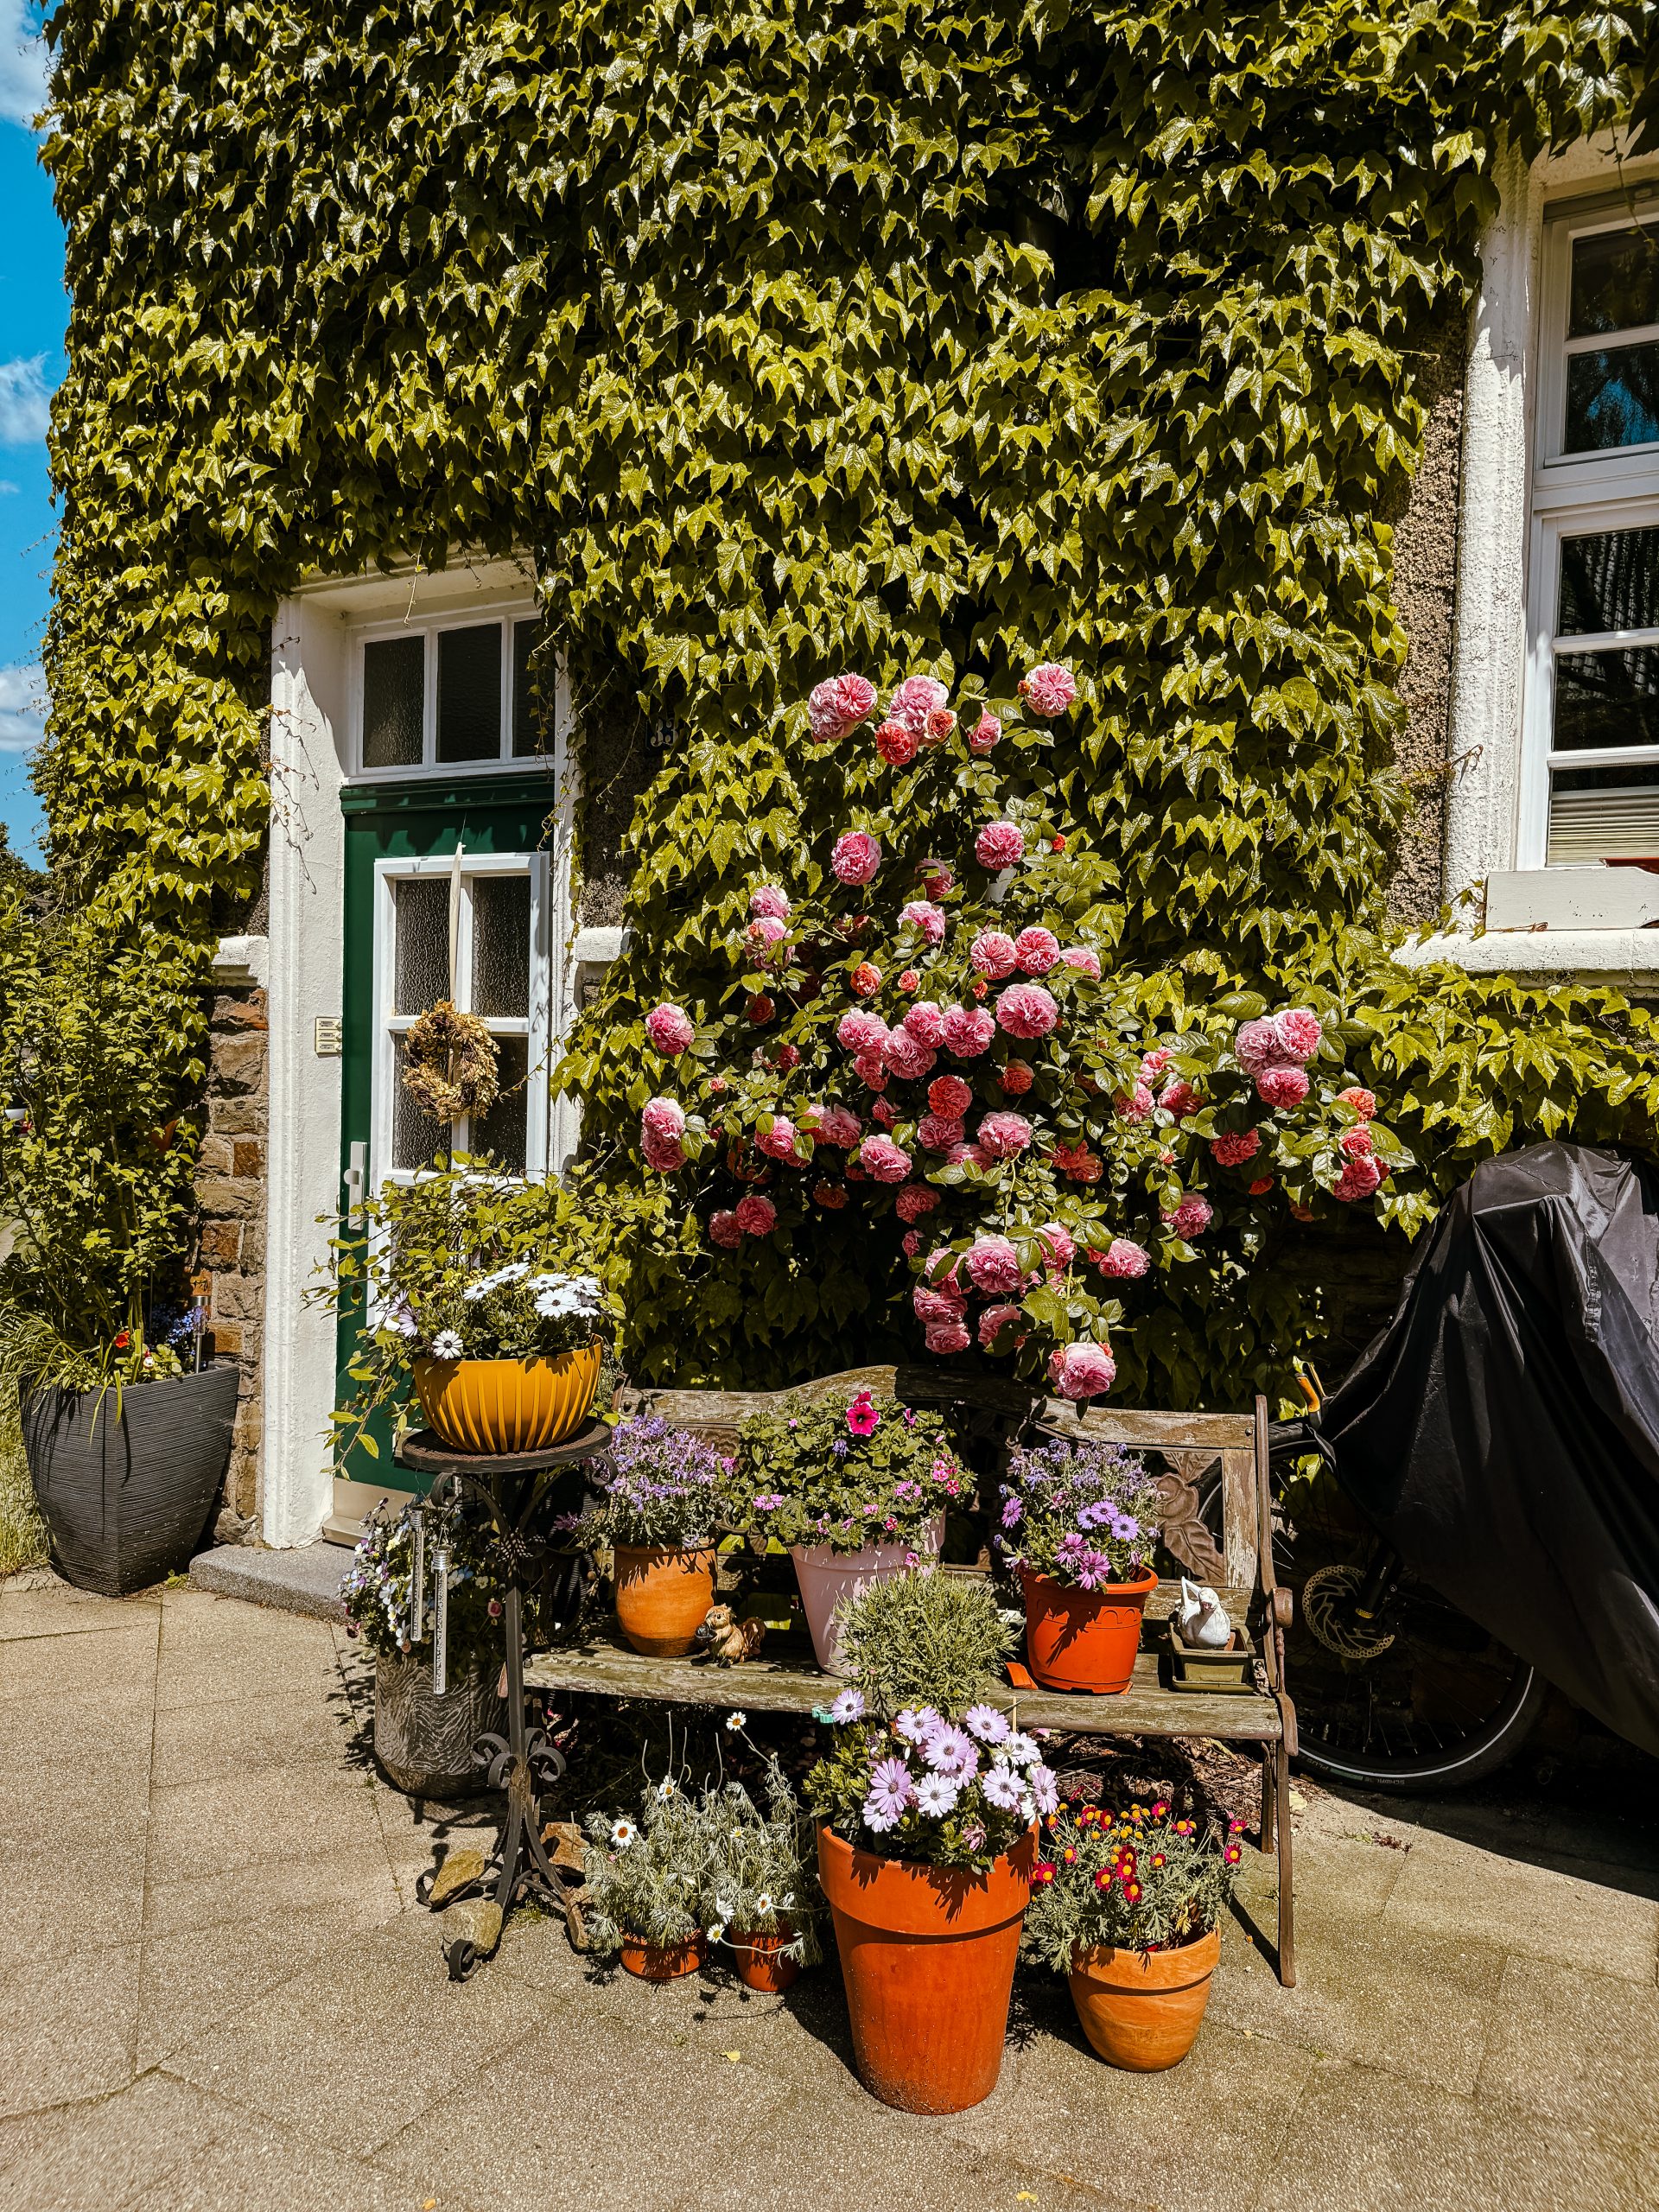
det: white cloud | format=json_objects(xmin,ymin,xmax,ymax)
[
  {"xmin": 0, "ymin": 480, "xmax": 17, "ymax": 495},
  {"xmin": 0, "ymin": 0, "xmax": 47, "ymax": 129},
  {"xmin": 0, "ymin": 356, "xmax": 52, "ymax": 446},
  {"xmin": 0, "ymin": 661, "xmax": 47, "ymax": 753}
]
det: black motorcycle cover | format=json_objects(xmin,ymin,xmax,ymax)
[{"xmin": 1318, "ymin": 1141, "xmax": 1659, "ymax": 1759}]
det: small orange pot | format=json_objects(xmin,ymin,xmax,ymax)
[
  {"xmin": 613, "ymin": 1544, "xmax": 717, "ymax": 1656},
  {"xmin": 1020, "ymin": 1562, "xmax": 1157, "ymax": 1694},
  {"xmin": 1068, "ymin": 1924, "xmax": 1220, "ymax": 2069},
  {"xmin": 728, "ymin": 1925, "xmax": 800, "ymax": 1993},
  {"xmin": 817, "ymin": 1823, "xmax": 1034, "ymax": 2114},
  {"xmin": 620, "ymin": 1931, "xmax": 707, "ymax": 1981},
  {"xmin": 414, "ymin": 1344, "xmax": 601, "ymax": 1453}
]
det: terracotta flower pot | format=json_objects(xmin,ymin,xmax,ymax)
[
  {"xmin": 791, "ymin": 1513, "xmax": 944, "ymax": 1673},
  {"xmin": 1067, "ymin": 1924, "xmax": 1221, "ymax": 2069},
  {"xmin": 620, "ymin": 1931, "xmax": 707, "ymax": 1981},
  {"xmin": 413, "ymin": 1344, "xmax": 601, "ymax": 1454},
  {"xmin": 817, "ymin": 1823, "xmax": 1034, "ymax": 2113},
  {"xmin": 1020, "ymin": 1561, "xmax": 1157, "ymax": 1694},
  {"xmin": 613, "ymin": 1543, "xmax": 717, "ymax": 1656},
  {"xmin": 728, "ymin": 1925, "xmax": 800, "ymax": 1993}
]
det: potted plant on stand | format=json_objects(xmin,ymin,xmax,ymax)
[
  {"xmin": 729, "ymin": 1385, "xmax": 966, "ymax": 1670},
  {"xmin": 1024, "ymin": 1798, "xmax": 1244, "ymax": 2069},
  {"xmin": 997, "ymin": 1434, "xmax": 1164, "ymax": 1694},
  {"xmin": 804, "ymin": 1570, "xmax": 1056, "ymax": 2113},
  {"xmin": 581, "ymin": 1414, "xmax": 728, "ymax": 1656}
]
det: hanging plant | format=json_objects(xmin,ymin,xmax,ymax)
[{"xmin": 402, "ymin": 1001, "xmax": 500, "ymax": 1124}]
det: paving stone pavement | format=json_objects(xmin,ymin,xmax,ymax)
[{"xmin": 2, "ymin": 1566, "xmax": 1656, "ymax": 2212}]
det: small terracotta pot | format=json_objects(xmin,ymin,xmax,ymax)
[
  {"xmin": 414, "ymin": 1344, "xmax": 601, "ymax": 1453},
  {"xmin": 620, "ymin": 1931, "xmax": 708, "ymax": 1981},
  {"xmin": 728, "ymin": 1925, "xmax": 800, "ymax": 1993},
  {"xmin": 817, "ymin": 1823, "xmax": 1034, "ymax": 2113},
  {"xmin": 791, "ymin": 1514, "xmax": 944, "ymax": 1673},
  {"xmin": 613, "ymin": 1544, "xmax": 717, "ymax": 1656},
  {"xmin": 1020, "ymin": 1561, "xmax": 1157, "ymax": 1694},
  {"xmin": 1068, "ymin": 1925, "xmax": 1221, "ymax": 2069}
]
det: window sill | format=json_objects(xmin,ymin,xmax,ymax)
[{"xmin": 1395, "ymin": 930, "xmax": 1659, "ymax": 987}]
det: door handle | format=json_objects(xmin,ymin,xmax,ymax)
[{"xmin": 344, "ymin": 1141, "xmax": 367, "ymax": 1228}]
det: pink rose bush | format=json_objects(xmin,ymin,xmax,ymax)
[{"xmin": 632, "ymin": 658, "xmax": 1408, "ymax": 1401}]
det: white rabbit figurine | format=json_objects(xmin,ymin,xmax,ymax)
[{"xmin": 1175, "ymin": 1577, "xmax": 1232, "ymax": 1649}]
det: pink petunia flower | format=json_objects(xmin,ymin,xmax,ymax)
[
  {"xmin": 808, "ymin": 672, "xmax": 877, "ymax": 744},
  {"xmin": 903, "ymin": 1001, "xmax": 947, "ymax": 1048},
  {"xmin": 1096, "ymin": 1236, "xmax": 1150, "ymax": 1279},
  {"xmin": 1256, "ymin": 1065, "xmax": 1311, "ymax": 1110},
  {"xmin": 645, "ymin": 1002, "xmax": 695, "ymax": 1056},
  {"xmin": 831, "ymin": 830, "xmax": 882, "ymax": 886},
  {"xmin": 1019, "ymin": 662, "xmax": 1077, "ymax": 718},
  {"xmin": 888, "ymin": 674, "xmax": 950, "ymax": 733},
  {"xmin": 1048, "ymin": 1340, "xmax": 1116, "ymax": 1401},
  {"xmin": 928, "ymin": 1074, "xmax": 972, "ymax": 1117},
  {"xmin": 734, "ymin": 1193, "xmax": 777, "ymax": 1237},
  {"xmin": 1013, "ymin": 926, "xmax": 1061, "ymax": 975},
  {"xmin": 976, "ymin": 1111, "xmax": 1033, "ymax": 1160},
  {"xmin": 749, "ymin": 883, "xmax": 791, "ymax": 920},
  {"xmin": 966, "ymin": 1236, "xmax": 1023, "ymax": 1295},
  {"xmin": 975, "ymin": 821, "xmax": 1027, "ymax": 871},
  {"xmin": 1211, "ymin": 1128, "xmax": 1263, "ymax": 1166},
  {"xmin": 894, "ymin": 1184, "xmax": 939, "ymax": 1223},
  {"xmin": 943, "ymin": 1006, "xmax": 996, "ymax": 1058},
  {"xmin": 995, "ymin": 983, "xmax": 1059, "ymax": 1039},
  {"xmin": 1061, "ymin": 946, "xmax": 1102, "ymax": 979},
  {"xmin": 846, "ymin": 1389, "xmax": 881, "ymax": 1436},
  {"xmin": 858, "ymin": 1135, "xmax": 912, "ymax": 1184},
  {"xmin": 968, "ymin": 711, "xmax": 1001, "ymax": 753},
  {"xmin": 709, "ymin": 1210, "xmax": 743, "ymax": 1250},
  {"xmin": 969, "ymin": 930, "xmax": 1019, "ymax": 979},
  {"xmin": 899, "ymin": 899, "xmax": 948, "ymax": 945}
]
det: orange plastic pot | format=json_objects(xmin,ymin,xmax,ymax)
[
  {"xmin": 1067, "ymin": 1925, "xmax": 1220, "ymax": 2069},
  {"xmin": 413, "ymin": 1344, "xmax": 601, "ymax": 1453},
  {"xmin": 728, "ymin": 1925, "xmax": 800, "ymax": 1993},
  {"xmin": 620, "ymin": 1931, "xmax": 707, "ymax": 1981},
  {"xmin": 817, "ymin": 1823, "xmax": 1034, "ymax": 2113},
  {"xmin": 1020, "ymin": 1562, "xmax": 1157, "ymax": 1694},
  {"xmin": 613, "ymin": 1544, "xmax": 717, "ymax": 1656}
]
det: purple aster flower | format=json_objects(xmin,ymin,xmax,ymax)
[
  {"xmin": 925, "ymin": 1726, "xmax": 979, "ymax": 1783},
  {"xmin": 751, "ymin": 1491, "xmax": 785, "ymax": 1511},
  {"xmin": 1112, "ymin": 1514, "xmax": 1139, "ymax": 1543},
  {"xmin": 963, "ymin": 1703, "xmax": 1011, "ymax": 1746},
  {"xmin": 832, "ymin": 1438, "xmax": 851, "ymax": 1459},
  {"xmin": 866, "ymin": 1756, "xmax": 914, "ymax": 1826},
  {"xmin": 1027, "ymin": 1762, "xmax": 1059, "ymax": 1815},
  {"xmin": 981, "ymin": 1764, "xmax": 1022, "ymax": 1811},
  {"xmin": 893, "ymin": 1706, "xmax": 941, "ymax": 1746},
  {"xmin": 914, "ymin": 1772, "xmax": 960, "ymax": 1817},
  {"xmin": 960, "ymin": 1819, "xmax": 987, "ymax": 1853},
  {"xmin": 1000, "ymin": 1495, "xmax": 1023, "ymax": 1528},
  {"xmin": 830, "ymin": 1688, "xmax": 866, "ymax": 1724}
]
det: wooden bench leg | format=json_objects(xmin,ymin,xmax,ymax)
[
  {"xmin": 1260, "ymin": 1744, "xmax": 1276, "ymax": 1852},
  {"xmin": 1274, "ymin": 1737, "xmax": 1296, "ymax": 1988}
]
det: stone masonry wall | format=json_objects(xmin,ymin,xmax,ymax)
[{"xmin": 195, "ymin": 987, "xmax": 269, "ymax": 1540}]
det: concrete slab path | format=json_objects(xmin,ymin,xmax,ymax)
[{"xmin": 2, "ymin": 1566, "xmax": 1656, "ymax": 2211}]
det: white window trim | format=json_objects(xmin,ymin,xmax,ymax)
[{"xmin": 349, "ymin": 595, "xmax": 542, "ymax": 782}]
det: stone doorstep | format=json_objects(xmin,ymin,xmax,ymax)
[{"xmin": 189, "ymin": 1541, "xmax": 349, "ymax": 1624}]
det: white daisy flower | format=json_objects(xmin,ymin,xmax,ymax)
[
  {"xmin": 754, "ymin": 1892, "xmax": 775, "ymax": 1917},
  {"xmin": 430, "ymin": 1329, "xmax": 464, "ymax": 1360},
  {"xmin": 609, "ymin": 1818, "xmax": 637, "ymax": 1849},
  {"xmin": 725, "ymin": 1711, "xmax": 747, "ymax": 1730},
  {"xmin": 707, "ymin": 1924, "xmax": 726, "ymax": 1944},
  {"xmin": 716, "ymin": 1897, "xmax": 734, "ymax": 1921},
  {"xmin": 657, "ymin": 1777, "xmax": 678, "ymax": 1801}
]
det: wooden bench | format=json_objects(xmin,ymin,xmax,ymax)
[{"xmin": 525, "ymin": 1364, "xmax": 1297, "ymax": 1985}]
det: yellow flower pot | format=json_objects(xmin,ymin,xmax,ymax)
[{"xmin": 413, "ymin": 1344, "xmax": 602, "ymax": 1453}]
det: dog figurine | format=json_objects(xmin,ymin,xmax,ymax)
[{"xmin": 695, "ymin": 1603, "xmax": 767, "ymax": 1665}]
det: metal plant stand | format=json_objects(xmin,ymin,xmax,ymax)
[{"xmin": 395, "ymin": 1420, "xmax": 609, "ymax": 1980}]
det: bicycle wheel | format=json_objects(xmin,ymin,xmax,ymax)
[{"xmin": 1198, "ymin": 1464, "xmax": 1547, "ymax": 1793}]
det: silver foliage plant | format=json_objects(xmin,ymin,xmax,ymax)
[{"xmin": 833, "ymin": 1567, "xmax": 1014, "ymax": 1719}]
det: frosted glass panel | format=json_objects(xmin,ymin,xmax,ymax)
[
  {"xmin": 471, "ymin": 874, "xmax": 531, "ymax": 1016},
  {"xmin": 392, "ymin": 1034, "xmax": 450, "ymax": 1169},
  {"xmin": 436, "ymin": 624, "xmax": 502, "ymax": 762},
  {"xmin": 362, "ymin": 636, "xmax": 424, "ymax": 768},
  {"xmin": 512, "ymin": 620, "xmax": 542, "ymax": 755},
  {"xmin": 393, "ymin": 876, "xmax": 450, "ymax": 1014},
  {"xmin": 469, "ymin": 1035, "xmax": 529, "ymax": 1173}
]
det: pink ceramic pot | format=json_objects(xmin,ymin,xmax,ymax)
[{"xmin": 791, "ymin": 1515, "xmax": 945, "ymax": 1672}]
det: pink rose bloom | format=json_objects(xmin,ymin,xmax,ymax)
[
  {"xmin": 1061, "ymin": 946, "xmax": 1102, "ymax": 979},
  {"xmin": 1158, "ymin": 1079, "xmax": 1202, "ymax": 1118},
  {"xmin": 913, "ymin": 1285, "xmax": 964, "ymax": 1326},
  {"xmin": 1052, "ymin": 1141, "xmax": 1102, "ymax": 1184},
  {"xmin": 918, "ymin": 1113, "xmax": 965, "ymax": 1151},
  {"xmin": 925, "ymin": 1319, "xmax": 973, "ymax": 1356},
  {"xmin": 999, "ymin": 1059, "xmax": 1033, "ymax": 1096},
  {"xmin": 1335, "ymin": 1154, "xmax": 1384, "ymax": 1203},
  {"xmin": 928, "ymin": 1073, "xmax": 972, "ymax": 1117},
  {"xmin": 1096, "ymin": 1237, "xmax": 1150, "ymax": 1280},
  {"xmin": 995, "ymin": 983, "xmax": 1059, "ymax": 1039},
  {"xmin": 943, "ymin": 1006, "xmax": 996, "ymax": 1057},
  {"xmin": 1234, "ymin": 1018, "xmax": 1287, "ymax": 1077},
  {"xmin": 1273, "ymin": 1007, "xmax": 1323, "ymax": 1065},
  {"xmin": 1211, "ymin": 1128, "xmax": 1262, "ymax": 1166},
  {"xmin": 902, "ymin": 1000, "xmax": 946, "ymax": 1048},
  {"xmin": 831, "ymin": 830, "xmax": 882, "ymax": 886},
  {"xmin": 968, "ymin": 711, "xmax": 1001, "ymax": 753},
  {"xmin": 836, "ymin": 1008, "xmax": 888, "ymax": 1054},
  {"xmin": 977, "ymin": 1303, "xmax": 1026, "ymax": 1349},
  {"xmin": 888, "ymin": 673, "xmax": 950, "ymax": 733},
  {"xmin": 966, "ymin": 1236, "xmax": 1022, "ymax": 1295},
  {"xmin": 902, "ymin": 1229, "xmax": 924, "ymax": 1257},
  {"xmin": 749, "ymin": 883, "xmax": 791, "ymax": 920},
  {"xmin": 1020, "ymin": 662, "xmax": 1077, "ymax": 718},
  {"xmin": 734, "ymin": 1193, "xmax": 777, "ymax": 1237},
  {"xmin": 875, "ymin": 719, "xmax": 919, "ymax": 766},
  {"xmin": 1338, "ymin": 1085, "xmax": 1376, "ymax": 1120},
  {"xmin": 1338, "ymin": 1124, "xmax": 1375, "ymax": 1158},
  {"xmin": 640, "ymin": 1096, "xmax": 687, "ymax": 1172},
  {"xmin": 1116, "ymin": 1082, "xmax": 1154, "ymax": 1122},
  {"xmin": 1037, "ymin": 1222, "xmax": 1075, "ymax": 1273},
  {"xmin": 858, "ymin": 1135, "xmax": 912, "ymax": 1184},
  {"xmin": 899, "ymin": 899, "xmax": 947, "ymax": 944},
  {"xmin": 1048, "ymin": 1340, "xmax": 1116, "ymax": 1401},
  {"xmin": 970, "ymin": 930, "xmax": 1019, "ymax": 979},
  {"xmin": 894, "ymin": 1184, "xmax": 940, "ymax": 1223},
  {"xmin": 853, "ymin": 1052, "xmax": 888, "ymax": 1090},
  {"xmin": 850, "ymin": 960, "xmax": 882, "ymax": 997},
  {"xmin": 812, "ymin": 1103, "xmax": 861, "ymax": 1147},
  {"xmin": 975, "ymin": 821, "xmax": 1027, "ymax": 870},
  {"xmin": 917, "ymin": 862, "xmax": 955, "ymax": 898},
  {"xmin": 977, "ymin": 1110, "xmax": 1033, "ymax": 1160},
  {"xmin": 1013, "ymin": 926, "xmax": 1061, "ymax": 975},
  {"xmin": 808, "ymin": 672, "xmax": 877, "ymax": 744},
  {"xmin": 1140, "ymin": 1046, "xmax": 1173, "ymax": 1078},
  {"xmin": 645, "ymin": 1002, "xmax": 695, "ymax": 1056},
  {"xmin": 709, "ymin": 1210, "xmax": 743, "ymax": 1250},
  {"xmin": 1162, "ymin": 1195, "xmax": 1213, "ymax": 1238},
  {"xmin": 884, "ymin": 1028, "xmax": 937, "ymax": 1082},
  {"xmin": 756, "ymin": 1114, "xmax": 798, "ymax": 1161},
  {"xmin": 747, "ymin": 915, "xmax": 788, "ymax": 958},
  {"xmin": 923, "ymin": 705, "xmax": 957, "ymax": 747},
  {"xmin": 899, "ymin": 969, "xmax": 920, "ymax": 994},
  {"xmin": 1257, "ymin": 1065, "xmax": 1311, "ymax": 1110},
  {"xmin": 872, "ymin": 1097, "xmax": 898, "ymax": 1128}
]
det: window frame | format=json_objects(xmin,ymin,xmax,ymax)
[{"xmin": 347, "ymin": 595, "xmax": 543, "ymax": 782}]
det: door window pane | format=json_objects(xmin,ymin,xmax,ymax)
[
  {"xmin": 470, "ymin": 875, "xmax": 531, "ymax": 1016},
  {"xmin": 1559, "ymin": 527, "xmax": 1659, "ymax": 635},
  {"xmin": 436, "ymin": 624, "xmax": 502, "ymax": 763},
  {"xmin": 362, "ymin": 636, "xmax": 424, "ymax": 768},
  {"xmin": 392, "ymin": 876, "xmax": 451, "ymax": 1014},
  {"xmin": 469, "ymin": 1036, "xmax": 529, "ymax": 1173},
  {"xmin": 1553, "ymin": 645, "xmax": 1659, "ymax": 753},
  {"xmin": 1569, "ymin": 224, "xmax": 1659, "ymax": 338},
  {"xmin": 391, "ymin": 1035, "xmax": 447, "ymax": 1171},
  {"xmin": 1565, "ymin": 346, "xmax": 1659, "ymax": 453},
  {"xmin": 512, "ymin": 620, "xmax": 542, "ymax": 756}
]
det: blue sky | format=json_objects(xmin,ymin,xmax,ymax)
[{"xmin": 0, "ymin": 0, "xmax": 59, "ymax": 861}]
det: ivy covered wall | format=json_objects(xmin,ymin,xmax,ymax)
[{"xmin": 27, "ymin": 0, "xmax": 1659, "ymax": 1395}]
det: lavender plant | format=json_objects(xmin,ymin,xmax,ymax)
[
  {"xmin": 997, "ymin": 1434, "xmax": 1162, "ymax": 1589},
  {"xmin": 590, "ymin": 1415, "xmax": 728, "ymax": 1549},
  {"xmin": 1023, "ymin": 1799, "xmax": 1244, "ymax": 1967}
]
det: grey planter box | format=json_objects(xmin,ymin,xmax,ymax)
[{"xmin": 374, "ymin": 1649, "xmax": 505, "ymax": 1799}]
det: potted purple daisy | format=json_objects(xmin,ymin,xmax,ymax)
[{"xmin": 998, "ymin": 1434, "xmax": 1163, "ymax": 1694}]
